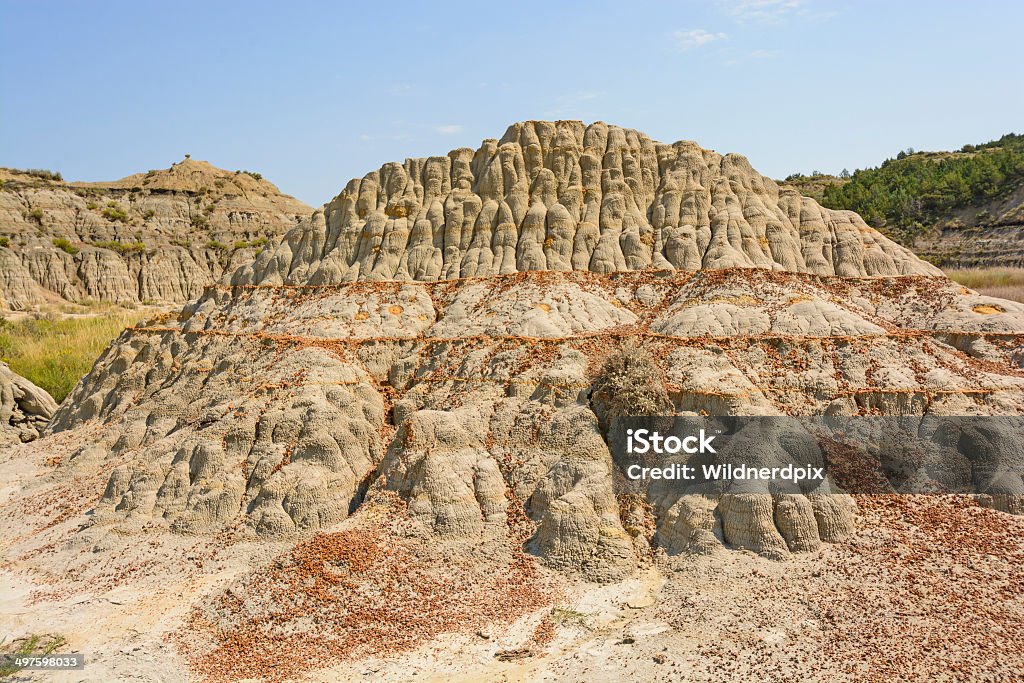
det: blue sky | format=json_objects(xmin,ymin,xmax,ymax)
[{"xmin": 2, "ymin": 0, "xmax": 1022, "ymax": 206}]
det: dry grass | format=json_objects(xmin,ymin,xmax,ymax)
[
  {"xmin": 968, "ymin": 285, "xmax": 1024, "ymax": 303},
  {"xmin": 944, "ymin": 267, "xmax": 1024, "ymax": 303},
  {"xmin": 0, "ymin": 310, "xmax": 147, "ymax": 401}
]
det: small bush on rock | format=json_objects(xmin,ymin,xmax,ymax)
[
  {"xmin": 51, "ymin": 238, "xmax": 79, "ymax": 255},
  {"xmin": 591, "ymin": 339, "xmax": 672, "ymax": 418}
]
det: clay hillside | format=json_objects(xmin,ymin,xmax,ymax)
[
  {"xmin": 3, "ymin": 121, "xmax": 1023, "ymax": 681},
  {"xmin": 0, "ymin": 160, "xmax": 312, "ymax": 310}
]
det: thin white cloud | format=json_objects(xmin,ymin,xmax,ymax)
[
  {"xmin": 433, "ymin": 124, "xmax": 462, "ymax": 134},
  {"xmin": 544, "ymin": 91, "xmax": 602, "ymax": 118},
  {"xmin": 385, "ymin": 83, "xmax": 412, "ymax": 96},
  {"xmin": 749, "ymin": 48, "xmax": 781, "ymax": 59},
  {"xmin": 357, "ymin": 132, "xmax": 411, "ymax": 143},
  {"xmin": 721, "ymin": 0, "xmax": 834, "ymax": 23},
  {"xmin": 674, "ymin": 29, "xmax": 728, "ymax": 50},
  {"xmin": 722, "ymin": 0, "xmax": 802, "ymax": 22}
]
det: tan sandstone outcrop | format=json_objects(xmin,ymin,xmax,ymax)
[
  {"xmin": 35, "ymin": 122, "xmax": 1024, "ymax": 582},
  {"xmin": 0, "ymin": 161, "xmax": 311, "ymax": 310},
  {"xmin": 234, "ymin": 120, "xmax": 938, "ymax": 287}
]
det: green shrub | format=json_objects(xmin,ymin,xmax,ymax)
[
  {"xmin": 143, "ymin": 209, "xmax": 156, "ymax": 220},
  {"xmin": 232, "ymin": 237, "xmax": 269, "ymax": 250},
  {"xmin": 0, "ymin": 633, "xmax": 68, "ymax": 677},
  {"xmin": 0, "ymin": 237, "xmax": 9, "ymax": 248},
  {"xmin": 101, "ymin": 203, "xmax": 129, "ymax": 222},
  {"xmin": 237, "ymin": 170, "xmax": 263, "ymax": 181},
  {"xmin": 205, "ymin": 240, "xmax": 228, "ymax": 251},
  {"xmin": 191, "ymin": 215, "xmax": 209, "ymax": 229},
  {"xmin": 22, "ymin": 168, "xmax": 63, "ymax": 182},
  {"xmin": 86, "ymin": 201, "xmax": 98, "ymax": 210},
  {"xmin": 93, "ymin": 240, "xmax": 145, "ymax": 255},
  {"xmin": 51, "ymin": 238, "xmax": 79, "ymax": 255},
  {"xmin": 28, "ymin": 208, "xmax": 44, "ymax": 223}
]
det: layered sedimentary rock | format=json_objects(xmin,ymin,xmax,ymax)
[
  {"xmin": 0, "ymin": 161, "xmax": 311, "ymax": 310},
  {"xmin": 234, "ymin": 121, "xmax": 936, "ymax": 287},
  {"xmin": 915, "ymin": 203, "xmax": 1024, "ymax": 268},
  {"xmin": 0, "ymin": 363, "xmax": 57, "ymax": 445},
  {"xmin": 41, "ymin": 122, "xmax": 1024, "ymax": 582}
]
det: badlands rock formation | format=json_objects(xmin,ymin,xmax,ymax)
[
  {"xmin": 0, "ymin": 362, "xmax": 57, "ymax": 445},
  {"xmin": 0, "ymin": 161, "xmax": 311, "ymax": 310},
  {"xmin": 234, "ymin": 121, "xmax": 938, "ymax": 285},
  {"xmin": 40, "ymin": 122, "xmax": 1024, "ymax": 586}
]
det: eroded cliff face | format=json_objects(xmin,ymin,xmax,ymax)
[
  {"xmin": 0, "ymin": 161, "xmax": 311, "ymax": 310},
  {"xmin": 234, "ymin": 120, "xmax": 939, "ymax": 287},
  {"xmin": 914, "ymin": 185, "xmax": 1024, "ymax": 267},
  {"xmin": 46, "ymin": 266, "xmax": 1024, "ymax": 576}
]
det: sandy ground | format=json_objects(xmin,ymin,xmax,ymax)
[{"xmin": 1, "ymin": 430, "xmax": 1021, "ymax": 683}]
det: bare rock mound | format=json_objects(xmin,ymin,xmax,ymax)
[
  {"xmin": 234, "ymin": 120, "xmax": 938, "ymax": 286},
  {"xmin": 0, "ymin": 161, "xmax": 311, "ymax": 310},
  {"xmin": 36, "ymin": 122, "xmax": 1024, "ymax": 584},
  {"xmin": 0, "ymin": 362, "xmax": 57, "ymax": 445}
]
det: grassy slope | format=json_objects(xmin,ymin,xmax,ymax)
[
  {"xmin": 945, "ymin": 267, "xmax": 1024, "ymax": 303},
  {"xmin": 0, "ymin": 311, "xmax": 146, "ymax": 402},
  {"xmin": 783, "ymin": 134, "xmax": 1024, "ymax": 253}
]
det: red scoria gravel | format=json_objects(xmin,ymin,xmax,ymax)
[{"xmin": 175, "ymin": 498, "xmax": 558, "ymax": 682}]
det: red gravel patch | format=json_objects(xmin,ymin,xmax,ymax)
[
  {"xmin": 818, "ymin": 495, "xmax": 1024, "ymax": 682},
  {"xmin": 178, "ymin": 507, "xmax": 557, "ymax": 681}
]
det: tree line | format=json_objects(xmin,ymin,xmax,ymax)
[{"xmin": 819, "ymin": 133, "xmax": 1024, "ymax": 244}]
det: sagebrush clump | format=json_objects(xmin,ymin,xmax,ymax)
[
  {"xmin": 21, "ymin": 168, "xmax": 63, "ymax": 182},
  {"xmin": 591, "ymin": 340, "xmax": 672, "ymax": 418},
  {"xmin": 51, "ymin": 237, "xmax": 79, "ymax": 255},
  {"xmin": 102, "ymin": 202, "xmax": 129, "ymax": 222}
]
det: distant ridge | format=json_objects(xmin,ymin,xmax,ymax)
[{"xmin": 0, "ymin": 159, "xmax": 311, "ymax": 310}]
